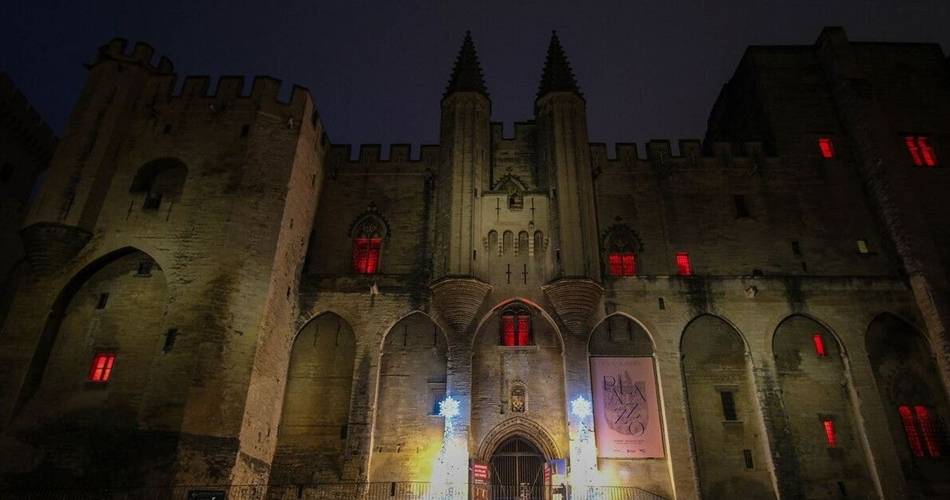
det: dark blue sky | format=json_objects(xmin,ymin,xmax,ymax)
[{"xmin": 3, "ymin": 1, "xmax": 949, "ymax": 147}]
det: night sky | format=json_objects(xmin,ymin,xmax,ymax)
[{"xmin": 4, "ymin": 1, "xmax": 949, "ymax": 149}]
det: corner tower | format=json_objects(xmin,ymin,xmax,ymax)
[
  {"xmin": 535, "ymin": 32, "xmax": 600, "ymax": 283},
  {"xmin": 433, "ymin": 31, "xmax": 491, "ymax": 280}
]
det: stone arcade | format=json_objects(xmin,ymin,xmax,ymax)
[{"xmin": 1, "ymin": 27, "xmax": 949, "ymax": 499}]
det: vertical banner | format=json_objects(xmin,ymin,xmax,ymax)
[
  {"xmin": 470, "ymin": 459, "xmax": 490, "ymax": 500},
  {"xmin": 589, "ymin": 357, "xmax": 664, "ymax": 458}
]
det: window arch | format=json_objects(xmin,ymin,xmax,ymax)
[
  {"xmin": 130, "ymin": 158, "xmax": 188, "ymax": 211},
  {"xmin": 500, "ymin": 303, "xmax": 532, "ymax": 346},
  {"xmin": 349, "ymin": 211, "xmax": 388, "ymax": 274},
  {"xmin": 602, "ymin": 224, "xmax": 642, "ymax": 277}
]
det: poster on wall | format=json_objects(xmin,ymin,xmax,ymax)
[{"xmin": 589, "ymin": 356, "xmax": 664, "ymax": 458}]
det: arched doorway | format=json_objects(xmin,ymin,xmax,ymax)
[{"xmin": 490, "ymin": 437, "xmax": 545, "ymax": 500}]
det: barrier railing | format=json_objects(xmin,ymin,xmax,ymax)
[{"xmin": 0, "ymin": 482, "xmax": 668, "ymax": 500}]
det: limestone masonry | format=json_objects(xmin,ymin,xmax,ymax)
[{"xmin": 0, "ymin": 27, "xmax": 949, "ymax": 499}]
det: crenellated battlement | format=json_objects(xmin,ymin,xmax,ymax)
[
  {"xmin": 91, "ymin": 39, "xmax": 321, "ymax": 128},
  {"xmin": 92, "ymin": 37, "xmax": 174, "ymax": 74},
  {"xmin": 326, "ymin": 143, "xmax": 441, "ymax": 166},
  {"xmin": 491, "ymin": 121, "xmax": 536, "ymax": 142},
  {"xmin": 589, "ymin": 139, "xmax": 773, "ymax": 165}
]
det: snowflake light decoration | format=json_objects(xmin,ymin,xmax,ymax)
[
  {"xmin": 439, "ymin": 395, "xmax": 460, "ymax": 419},
  {"xmin": 571, "ymin": 396, "xmax": 593, "ymax": 419}
]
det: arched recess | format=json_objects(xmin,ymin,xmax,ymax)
[
  {"xmin": 866, "ymin": 313, "xmax": 950, "ymax": 496},
  {"xmin": 681, "ymin": 315, "xmax": 774, "ymax": 500},
  {"xmin": 8, "ymin": 247, "xmax": 177, "ymax": 487},
  {"xmin": 370, "ymin": 312, "xmax": 448, "ymax": 482},
  {"xmin": 588, "ymin": 314, "xmax": 671, "ymax": 497},
  {"xmin": 772, "ymin": 315, "xmax": 873, "ymax": 498},
  {"xmin": 271, "ymin": 312, "xmax": 357, "ymax": 484},
  {"xmin": 476, "ymin": 416, "xmax": 562, "ymax": 461},
  {"xmin": 471, "ymin": 300, "xmax": 568, "ymax": 462},
  {"xmin": 129, "ymin": 157, "xmax": 187, "ymax": 210}
]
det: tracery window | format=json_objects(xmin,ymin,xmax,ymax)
[
  {"xmin": 603, "ymin": 225, "xmax": 641, "ymax": 277},
  {"xmin": 351, "ymin": 213, "xmax": 387, "ymax": 274},
  {"xmin": 899, "ymin": 405, "xmax": 943, "ymax": 458},
  {"xmin": 501, "ymin": 304, "xmax": 531, "ymax": 347}
]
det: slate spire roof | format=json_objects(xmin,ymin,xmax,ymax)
[
  {"xmin": 537, "ymin": 31, "xmax": 582, "ymax": 99},
  {"xmin": 444, "ymin": 31, "xmax": 489, "ymax": 98}
]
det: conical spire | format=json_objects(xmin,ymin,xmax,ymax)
[
  {"xmin": 444, "ymin": 31, "xmax": 489, "ymax": 98},
  {"xmin": 537, "ymin": 31, "xmax": 582, "ymax": 99}
]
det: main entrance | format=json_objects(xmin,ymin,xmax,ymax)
[{"xmin": 489, "ymin": 437, "xmax": 546, "ymax": 500}]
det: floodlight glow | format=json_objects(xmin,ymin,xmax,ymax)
[
  {"xmin": 571, "ymin": 396, "xmax": 593, "ymax": 419},
  {"xmin": 439, "ymin": 396, "xmax": 460, "ymax": 419}
]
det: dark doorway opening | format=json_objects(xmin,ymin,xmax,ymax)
[{"xmin": 489, "ymin": 437, "xmax": 545, "ymax": 500}]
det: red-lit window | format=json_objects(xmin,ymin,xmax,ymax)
[
  {"xmin": 899, "ymin": 405, "xmax": 943, "ymax": 458},
  {"xmin": 353, "ymin": 237, "xmax": 382, "ymax": 274},
  {"xmin": 900, "ymin": 405, "xmax": 925, "ymax": 457},
  {"xmin": 88, "ymin": 353, "xmax": 116, "ymax": 383},
  {"xmin": 818, "ymin": 138, "xmax": 835, "ymax": 159},
  {"xmin": 822, "ymin": 419, "xmax": 837, "ymax": 448},
  {"xmin": 608, "ymin": 252, "xmax": 636, "ymax": 276},
  {"xmin": 501, "ymin": 307, "xmax": 531, "ymax": 346},
  {"xmin": 812, "ymin": 334, "xmax": 827, "ymax": 357},
  {"xmin": 675, "ymin": 252, "xmax": 692, "ymax": 276},
  {"xmin": 905, "ymin": 136, "xmax": 938, "ymax": 167},
  {"xmin": 915, "ymin": 406, "xmax": 942, "ymax": 458}
]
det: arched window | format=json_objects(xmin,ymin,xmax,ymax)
[
  {"xmin": 500, "ymin": 303, "xmax": 531, "ymax": 347},
  {"xmin": 130, "ymin": 158, "xmax": 187, "ymax": 211},
  {"xmin": 350, "ymin": 213, "xmax": 387, "ymax": 274},
  {"xmin": 603, "ymin": 225, "xmax": 641, "ymax": 277}
]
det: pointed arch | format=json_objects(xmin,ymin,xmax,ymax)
[
  {"xmin": 772, "ymin": 314, "xmax": 874, "ymax": 497},
  {"xmin": 129, "ymin": 157, "xmax": 188, "ymax": 209},
  {"xmin": 272, "ymin": 311, "xmax": 356, "ymax": 483},
  {"xmin": 680, "ymin": 314, "xmax": 774, "ymax": 499},
  {"xmin": 866, "ymin": 312, "xmax": 950, "ymax": 492},
  {"xmin": 14, "ymin": 246, "xmax": 166, "ymax": 416},
  {"xmin": 476, "ymin": 416, "xmax": 562, "ymax": 461},
  {"xmin": 589, "ymin": 312, "xmax": 656, "ymax": 355},
  {"xmin": 371, "ymin": 311, "xmax": 448, "ymax": 482}
]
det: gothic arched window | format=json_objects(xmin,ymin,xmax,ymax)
[
  {"xmin": 351, "ymin": 213, "xmax": 387, "ymax": 274},
  {"xmin": 603, "ymin": 225, "xmax": 641, "ymax": 277},
  {"xmin": 500, "ymin": 303, "xmax": 531, "ymax": 347}
]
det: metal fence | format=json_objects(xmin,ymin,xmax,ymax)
[{"xmin": 0, "ymin": 483, "xmax": 667, "ymax": 500}]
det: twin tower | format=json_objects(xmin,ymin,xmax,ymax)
[{"xmin": 431, "ymin": 32, "xmax": 604, "ymax": 339}]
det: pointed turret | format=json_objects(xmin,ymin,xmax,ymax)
[
  {"xmin": 444, "ymin": 31, "xmax": 489, "ymax": 98},
  {"xmin": 537, "ymin": 31, "xmax": 581, "ymax": 99}
]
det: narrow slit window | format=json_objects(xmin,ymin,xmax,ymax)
[
  {"xmin": 96, "ymin": 293, "xmax": 109, "ymax": 310},
  {"xmin": 676, "ymin": 252, "xmax": 693, "ymax": 276},
  {"xmin": 818, "ymin": 138, "xmax": 835, "ymax": 159},
  {"xmin": 812, "ymin": 334, "xmax": 827, "ymax": 357},
  {"xmin": 822, "ymin": 419, "xmax": 837, "ymax": 448},
  {"xmin": 137, "ymin": 261, "xmax": 153, "ymax": 276},
  {"xmin": 734, "ymin": 195, "xmax": 750, "ymax": 218},
  {"xmin": 608, "ymin": 252, "xmax": 636, "ymax": 276},
  {"xmin": 743, "ymin": 449, "xmax": 754, "ymax": 469},
  {"xmin": 905, "ymin": 136, "xmax": 937, "ymax": 167},
  {"xmin": 88, "ymin": 353, "xmax": 116, "ymax": 383},
  {"xmin": 720, "ymin": 391, "xmax": 738, "ymax": 421}
]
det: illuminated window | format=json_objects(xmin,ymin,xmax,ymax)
[
  {"xmin": 812, "ymin": 334, "xmax": 827, "ymax": 357},
  {"xmin": 856, "ymin": 239, "xmax": 869, "ymax": 254},
  {"xmin": 915, "ymin": 406, "xmax": 942, "ymax": 458},
  {"xmin": 351, "ymin": 214, "xmax": 386, "ymax": 274},
  {"xmin": 818, "ymin": 138, "xmax": 835, "ymax": 159},
  {"xmin": 822, "ymin": 418, "xmax": 837, "ymax": 448},
  {"xmin": 608, "ymin": 252, "xmax": 636, "ymax": 276},
  {"xmin": 905, "ymin": 136, "xmax": 937, "ymax": 166},
  {"xmin": 501, "ymin": 304, "xmax": 531, "ymax": 347},
  {"xmin": 676, "ymin": 252, "xmax": 693, "ymax": 276},
  {"xmin": 899, "ymin": 405, "xmax": 925, "ymax": 457},
  {"xmin": 352, "ymin": 237, "xmax": 382, "ymax": 274},
  {"xmin": 88, "ymin": 353, "xmax": 116, "ymax": 383},
  {"xmin": 720, "ymin": 391, "xmax": 738, "ymax": 421}
]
